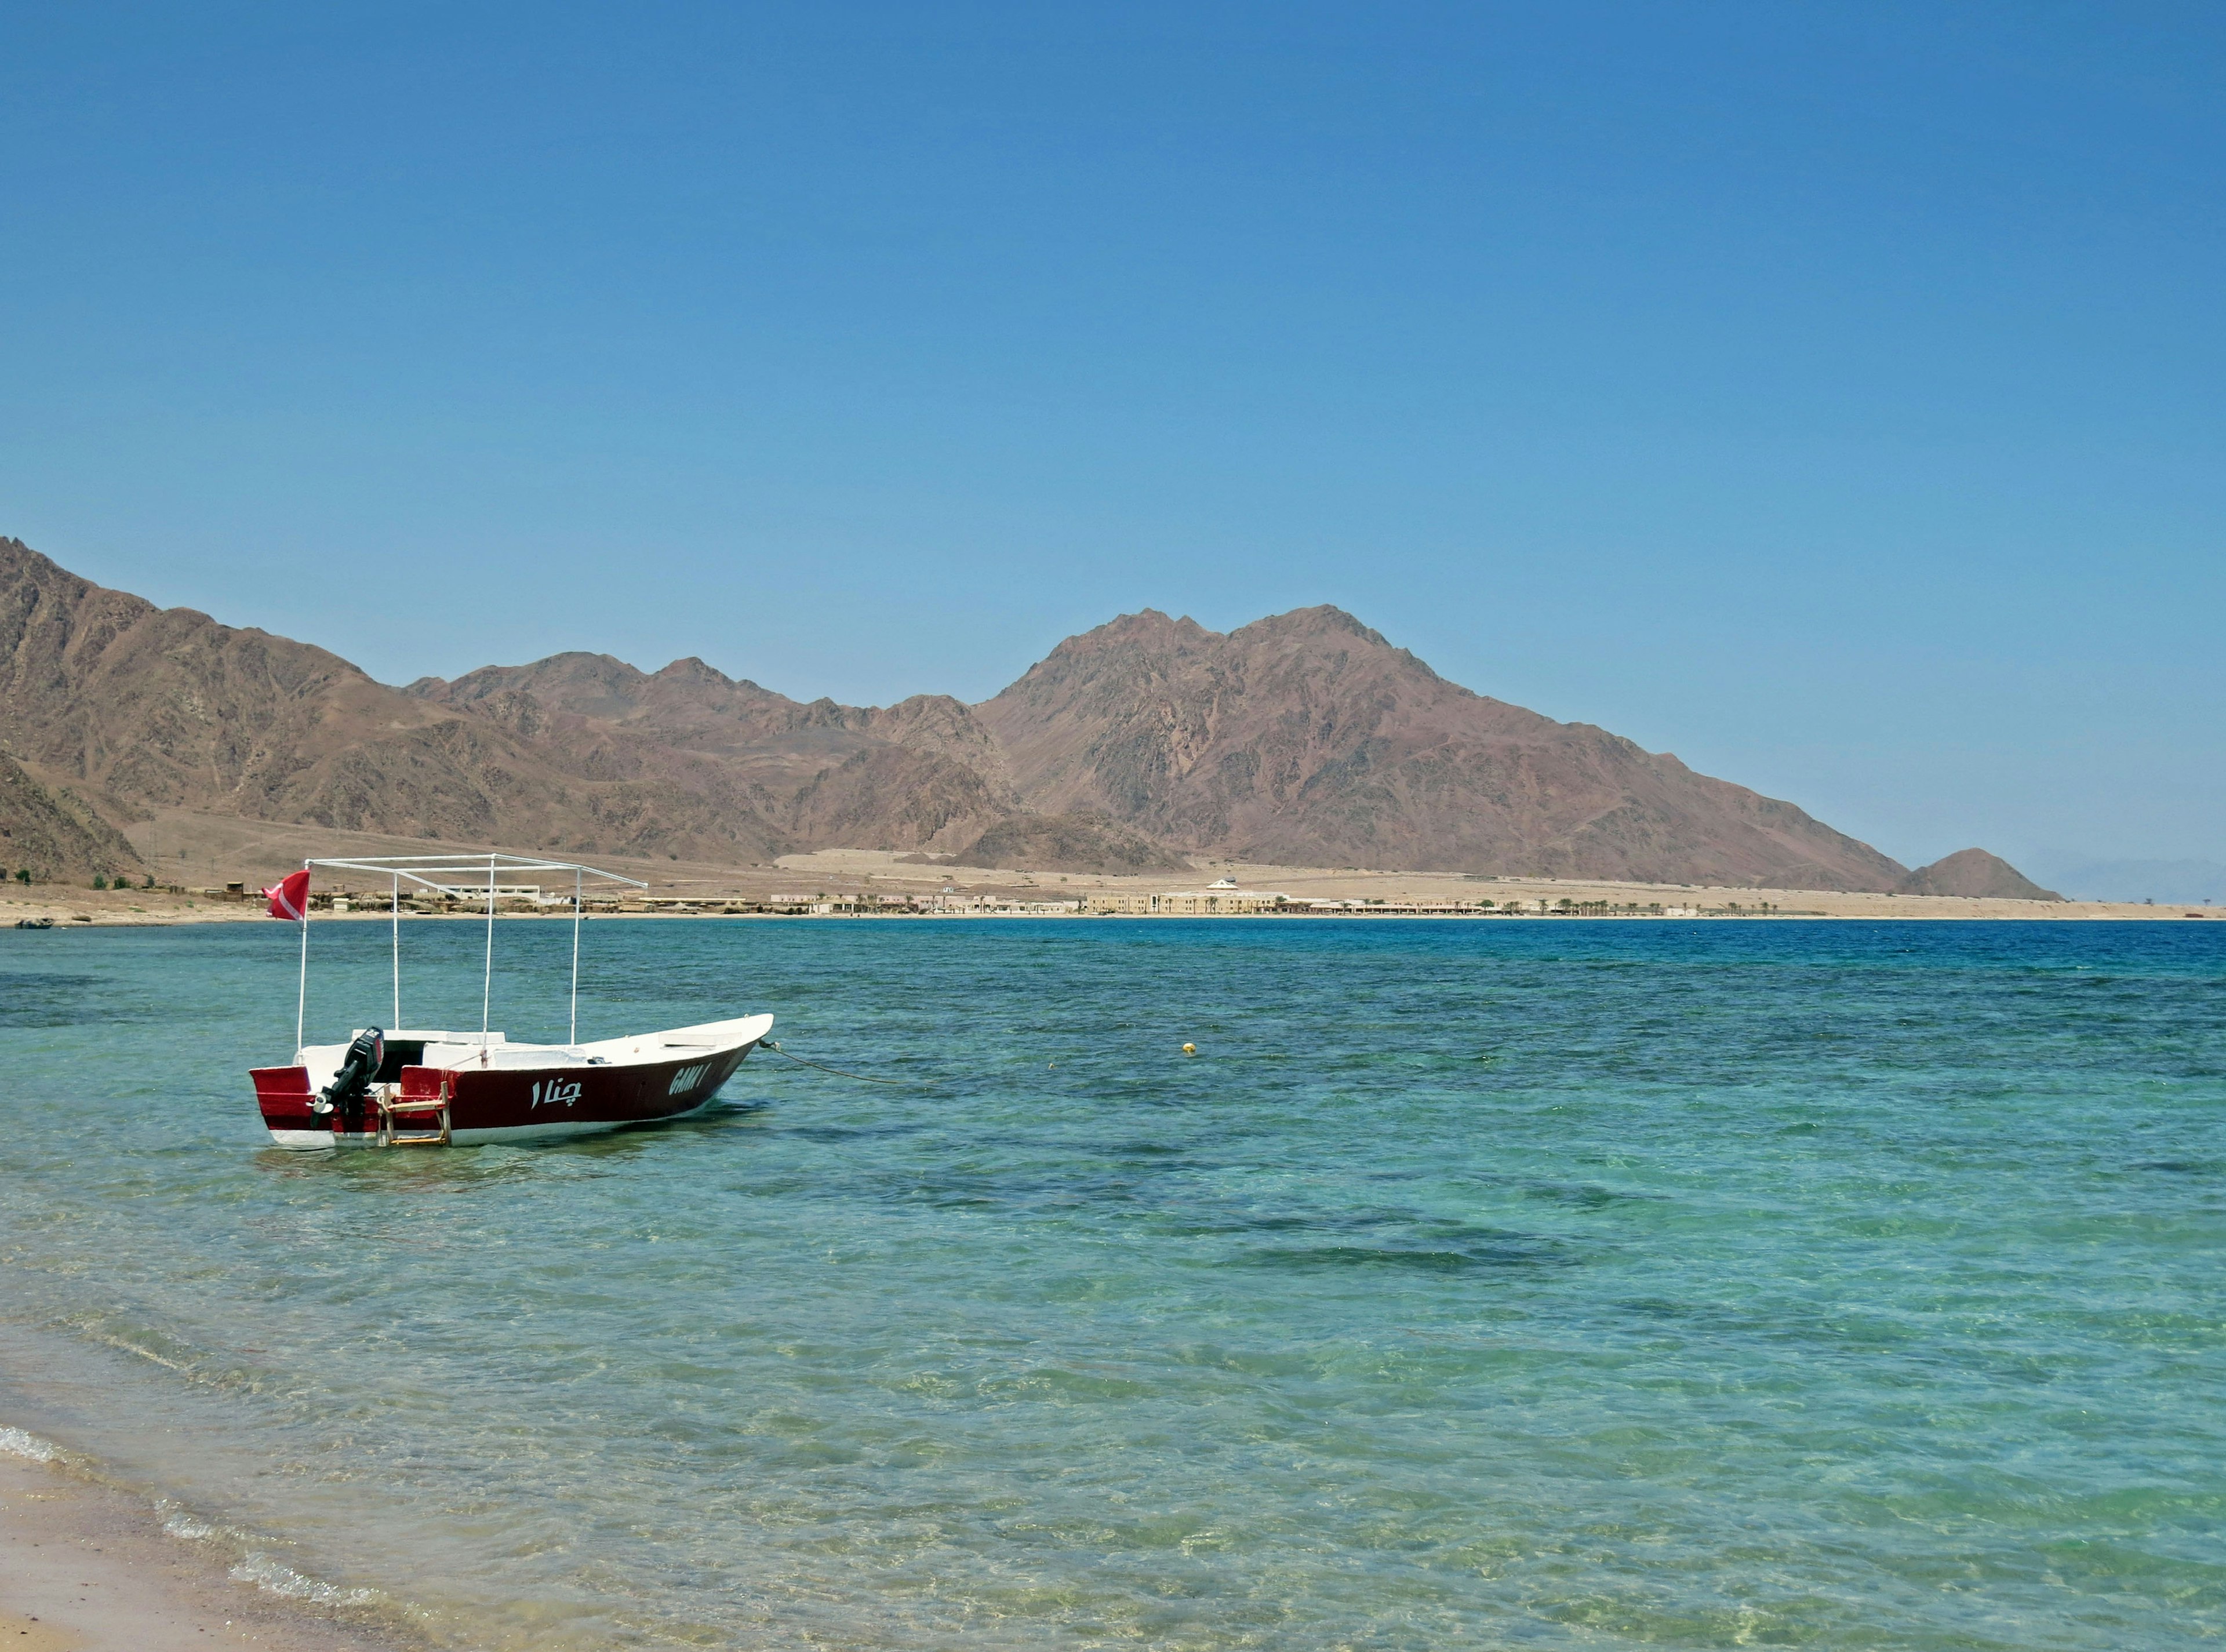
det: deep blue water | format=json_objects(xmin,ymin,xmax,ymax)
[{"xmin": 1, "ymin": 917, "xmax": 2221, "ymax": 1649}]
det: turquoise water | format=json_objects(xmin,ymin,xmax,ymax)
[{"xmin": 1, "ymin": 918, "xmax": 2220, "ymax": 1649}]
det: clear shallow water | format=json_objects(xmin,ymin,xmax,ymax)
[{"xmin": 0, "ymin": 917, "xmax": 2220, "ymax": 1649}]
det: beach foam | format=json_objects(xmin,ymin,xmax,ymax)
[{"xmin": 0, "ymin": 1425, "xmax": 58, "ymax": 1462}]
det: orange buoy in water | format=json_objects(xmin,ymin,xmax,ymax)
[{"xmin": 1182, "ymin": 1043, "xmax": 1196, "ymax": 1055}]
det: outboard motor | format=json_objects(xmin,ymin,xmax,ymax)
[{"xmin": 314, "ymin": 1027, "xmax": 385, "ymax": 1125}]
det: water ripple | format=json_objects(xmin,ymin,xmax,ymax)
[{"xmin": 0, "ymin": 918, "xmax": 2220, "ymax": 1650}]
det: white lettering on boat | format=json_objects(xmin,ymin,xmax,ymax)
[
  {"xmin": 530, "ymin": 1078, "xmax": 584, "ymax": 1109},
  {"xmin": 667, "ymin": 1062, "xmax": 709, "ymax": 1096}
]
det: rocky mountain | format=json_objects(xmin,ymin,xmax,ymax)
[
  {"xmin": 1894, "ymin": 849, "xmax": 2063, "ymax": 901},
  {"xmin": 0, "ymin": 537, "xmax": 1009, "ymax": 862},
  {"xmin": 6, "ymin": 535, "xmax": 2045, "ymax": 892},
  {"xmin": 977, "ymin": 607, "xmax": 1911, "ymax": 889},
  {"xmin": 0, "ymin": 537, "xmax": 779, "ymax": 861},
  {"xmin": 0, "ymin": 754, "xmax": 144, "ymax": 880},
  {"xmin": 409, "ymin": 653, "xmax": 1012, "ymax": 853}
]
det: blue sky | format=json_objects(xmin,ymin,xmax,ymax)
[{"xmin": 2, "ymin": 2, "xmax": 2220, "ymax": 873}]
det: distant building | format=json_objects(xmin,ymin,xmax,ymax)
[
  {"xmin": 1086, "ymin": 888, "xmax": 1286, "ymax": 915},
  {"xmin": 927, "ymin": 897, "xmax": 1082, "ymax": 916},
  {"xmin": 1288, "ymin": 898, "xmax": 1483, "ymax": 915}
]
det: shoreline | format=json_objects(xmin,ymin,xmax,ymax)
[
  {"xmin": 4, "ymin": 893, "xmax": 2215, "ymax": 928},
  {"xmin": 0, "ymin": 1428, "xmax": 419, "ymax": 1652},
  {"xmin": 5, "ymin": 810, "xmax": 2194, "ymax": 926}
]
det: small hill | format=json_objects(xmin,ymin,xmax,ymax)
[{"xmin": 1895, "ymin": 849, "xmax": 2063, "ymax": 901}]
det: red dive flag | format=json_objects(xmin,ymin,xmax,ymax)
[{"xmin": 264, "ymin": 869, "xmax": 311, "ymax": 922}]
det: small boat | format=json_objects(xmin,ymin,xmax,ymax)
[
  {"xmin": 248, "ymin": 854, "xmax": 772, "ymax": 1149},
  {"xmin": 14, "ymin": 916, "xmax": 54, "ymax": 930}
]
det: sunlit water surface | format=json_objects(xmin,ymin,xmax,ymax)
[{"xmin": 1, "ymin": 917, "xmax": 2220, "ymax": 1649}]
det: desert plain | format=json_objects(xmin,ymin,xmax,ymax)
[{"xmin": 1, "ymin": 808, "xmax": 2207, "ymax": 928}]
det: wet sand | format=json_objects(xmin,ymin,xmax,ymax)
[{"xmin": 0, "ymin": 1450, "xmax": 410, "ymax": 1652}]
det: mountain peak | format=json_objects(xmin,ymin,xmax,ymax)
[
  {"xmin": 1087, "ymin": 608, "xmax": 1215, "ymax": 643},
  {"xmin": 1233, "ymin": 605, "xmax": 1387, "ymax": 647},
  {"xmin": 653, "ymin": 656, "xmax": 733, "ymax": 687}
]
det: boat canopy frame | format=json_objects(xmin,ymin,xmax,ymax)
[{"xmin": 291, "ymin": 854, "xmax": 649, "ymax": 1056}]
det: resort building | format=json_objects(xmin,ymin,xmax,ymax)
[{"xmin": 1085, "ymin": 888, "xmax": 1287, "ymax": 915}]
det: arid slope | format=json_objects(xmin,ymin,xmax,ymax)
[
  {"xmin": 409, "ymin": 653, "xmax": 1013, "ymax": 852},
  {"xmin": 6, "ymin": 537, "xmax": 2060, "ymax": 891},
  {"xmin": 0, "ymin": 753, "xmax": 144, "ymax": 879},
  {"xmin": 977, "ymin": 607, "xmax": 1912, "ymax": 889},
  {"xmin": 1896, "ymin": 849, "xmax": 2064, "ymax": 901},
  {"xmin": 0, "ymin": 538, "xmax": 776, "ymax": 859}
]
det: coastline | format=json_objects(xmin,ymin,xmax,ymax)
[
  {"xmin": 0, "ymin": 1431, "xmax": 417, "ymax": 1652},
  {"xmin": 3, "ymin": 882, "xmax": 2210, "ymax": 929},
  {"xmin": 0, "ymin": 810, "xmax": 2209, "ymax": 926}
]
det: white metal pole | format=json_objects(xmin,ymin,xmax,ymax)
[
  {"xmin": 391, "ymin": 871, "xmax": 401, "ymax": 1028},
  {"xmin": 295, "ymin": 861, "xmax": 310, "ymax": 1058},
  {"xmin": 482, "ymin": 852, "xmax": 495, "ymax": 1038},
  {"xmin": 570, "ymin": 866, "xmax": 581, "ymax": 1045}
]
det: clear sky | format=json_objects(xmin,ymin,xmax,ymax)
[{"xmin": 3, "ymin": 2, "xmax": 2220, "ymax": 874}]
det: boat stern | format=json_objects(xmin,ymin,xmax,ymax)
[{"xmin": 250, "ymin": 1065, "xmax": 336, "ymax": 1149}]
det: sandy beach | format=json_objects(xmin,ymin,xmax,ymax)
[{"xmin": 0, "ymin": 1444, "xmax": 409, "ymax": 1652}]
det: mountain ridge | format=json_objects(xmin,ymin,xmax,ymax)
[{"xmin": 2, "ymin": 536, "xmax": 2050, "ymax": 893}]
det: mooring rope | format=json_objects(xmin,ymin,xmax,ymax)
[{"xmin": 761, "ymin": 1039, "xmax": 923, "ymax": 1087}]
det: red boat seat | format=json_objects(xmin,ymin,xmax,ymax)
[{"xmin": 398, "ymin": 1065, "xmax": 454, "ymax": 1101}]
